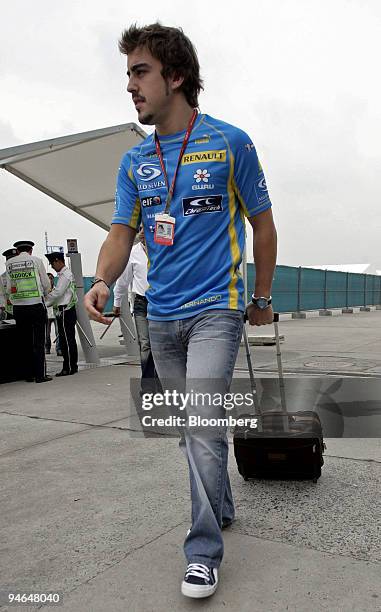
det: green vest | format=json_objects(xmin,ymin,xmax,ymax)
[
  {"xmin": 53, "ymin": 278, "xmax": 78, "ymax": 315},
  {"xmin": 68, "ymin": 279, "xmax": 78, "ymax": 309},
  {"xmin": 8, "ymin": 260, "xmax": 42, "ymax": 301}
]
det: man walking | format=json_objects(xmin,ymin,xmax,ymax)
[
  {"xmin": 6, "ymin": 240, "xmax": 51, "ymax": 383},
  {"xmin": 85, "ymin": 23, "xmax": 277, "ymax": 599},
  {"xmin": 45, "ymin": 251, "xmax": 78, "ymax": 376}
]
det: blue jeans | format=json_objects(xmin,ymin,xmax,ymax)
[
  {"xmin": 133, "ymin": 295, "xmax": 160, "ymax": 389},
  {"xmin": 148, "ymin": 309, "xmax": 244, "ymax": 568}
]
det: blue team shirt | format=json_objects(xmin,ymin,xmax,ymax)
[{"xmin": 112, "ymin": 113, "xmax": 272, "ymax": 320}]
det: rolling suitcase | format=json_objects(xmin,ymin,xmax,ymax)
[{"xmin": 233, "ymin": 313, "xmax": 325, "ymax": 482}]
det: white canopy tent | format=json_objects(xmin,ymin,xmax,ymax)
[
  {"xmin": 0, "ymin": 124, "xmax": 147, "ymax": 363},
  {"xmin": 0, "ymin": 123, "xmax": 147, "ymax": 230}
]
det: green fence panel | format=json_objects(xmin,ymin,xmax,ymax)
[
  {"xmin": 246, "ymin": 266, "xmax": 380, "ymax": 313},
  {"xmin": 327, "ymin": 270, "xmax": 347, "ymax": 309},
  {"xmin": 348, "ymin": 274, "xmax": 365, "ymax": 307},
  {"xmin": 300, "ymin": 268, "xmax": 325, "ymax": 311},
  {"xmin": 84, "ymin": 267, "xmax": 381, "ymax": 315},
  {"xmin": 83, "ymin": 277, "xmax": 115, "ymax": 312}
]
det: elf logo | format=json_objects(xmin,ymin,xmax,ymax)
[
  {"xmin": 141, "ymin": 195, "xmax": 162, "ymax": 208},
  {"xmin": 182, "ymin": 195, "xmax": 223, "ymax": 216}
]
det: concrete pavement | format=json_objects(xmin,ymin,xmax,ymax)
[{"xmin": 1, "ymin": 309, "xmax": 380, "ymax": 611}]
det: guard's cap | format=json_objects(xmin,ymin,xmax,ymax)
[
  {"xmin": 2, "ymin": 248, "xmax": 17, "ymax": 259},
  {"xmin": 45, "ymin": 251, "xmax": 65, "ymax": 263},
  {"xmin": 13, "ymin": 240, "xmax": 35, "ymax": 249}
]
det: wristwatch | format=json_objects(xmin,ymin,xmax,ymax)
[
  {"xmin": 251, "ymin": 294, "xmax": 272, "ymax": 310},
  {"xmin": 91, "ymin": 277, "xmax": 110, "ymax": 290}
]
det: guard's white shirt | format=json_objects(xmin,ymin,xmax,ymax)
[
  {"xmin": 6, "ymin": 253, "xmax": 50, "ymax": 306},
  {"xmin": 45, "ymin": 265, "xmax": 75, "ymax": 308},
  {"xmin": 113, "ymin": 242, "xmax": 149, "ymax": 307}
]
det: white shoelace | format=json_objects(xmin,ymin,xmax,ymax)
[{"xmin": 185, "ymin": 563, "xmax": 210, "ymax": 581}]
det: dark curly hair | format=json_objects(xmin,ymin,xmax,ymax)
[{"xmin": 118, "ymin": 23, "xmax": 203, "ymax": 108}]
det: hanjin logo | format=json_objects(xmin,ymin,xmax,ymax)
[
  {"xmin": 136, "ymin": 163, "xmax": 162, "ymax": 181},
  {"xmin": 182, "ymin": 195, "xmax": 223, "ymax": 216},
  {"xmin": 141, "ymin": 195, "xmax": 162, "ymax": 208}
]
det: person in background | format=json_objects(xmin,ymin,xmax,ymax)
[
  {"xmin": 0, "ymin": 248, "xmax": 17, "ymax": 320},
  {"xmin": 113, "ymin": 226, "xmax": 158, "ymax": 390},
  {"xmin": 45, "ymin": 272, "xmax": 61, "ymax": 355},
  {"xmin": 45, "ymin": 252, "xmax": 78, "ymax": 376},
  {"xmin": 7, "ymin": 240, "xmax": 51, "ymax": 383}
]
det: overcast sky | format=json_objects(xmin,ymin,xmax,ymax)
[{"xmin": 1, "ymin": 0, "xmax": 380, "ymax": 274}]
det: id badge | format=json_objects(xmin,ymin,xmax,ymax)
[{"xmin": 154, "ymin": 213, "xmax": 176, "ymax": 246}]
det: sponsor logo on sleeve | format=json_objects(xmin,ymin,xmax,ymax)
[
  {"xmin": 254, "ymin": 174, "xmax": 270, "ymax": 205},
  {"xmin": 182, "ymin": 195, "xmax": 223, "ymax": 216},
  {"xmin": 181, "ymin": 150, "xmax": 226, "ymax": 165},
  {"xmin": 245, "ymin": 143, "xmax": 255, "ymax": 152},
  {"xmin": 141, "ymin": 195, "xmax": 162, "ymax": 208}
]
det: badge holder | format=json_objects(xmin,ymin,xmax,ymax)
[{"xmin": 154, "ymin": 213, "xmax": 176, "ymax": 246}]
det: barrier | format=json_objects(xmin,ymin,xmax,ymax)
[{"xmin": 82, "ymin": 265, "xmax": 381, "ymax": 316}]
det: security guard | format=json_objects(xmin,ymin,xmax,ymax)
[
  {"xmin": 45, "ymin": 252, "xmax": 78, "ymax": 376},
  {"xmin": 0, "ymin": 248, "xmax": 17, "ymax": 320},
  {"xmin": 6, "ymin": 240, "xmax": 52, "ymax": 382}
]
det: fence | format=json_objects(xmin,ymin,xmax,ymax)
[
  {"xmin": 83, "ymin": 265, "xmax": 381, "ymax": 315},
  {"xmin": 247, "ymin": 265, "xmax": 381, "ymax": 313},
  {"xmin": 83, "ymin": 277, "xmax": 115, "ymax": 313}
]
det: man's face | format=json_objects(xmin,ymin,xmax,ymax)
[
  {"xmin": 127, "ymin": 46, "xmax": 181, "ymax": 125},
  {"xmin": 51, "ymin": 260, "xmax": 62, "ymax": 272}
]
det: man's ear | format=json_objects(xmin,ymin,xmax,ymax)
[{"xmin": 169, "ymin": 72, "xmax": 184, "ymax": 92}]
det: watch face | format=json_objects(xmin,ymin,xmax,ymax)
[{"xmin": 256, "ymin": 298, "xmax": 268, "ymax": 309}]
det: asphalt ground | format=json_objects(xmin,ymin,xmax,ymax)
[{"xmin": 0, "ymin": 308, "xmax": 380, "ymax": 611}]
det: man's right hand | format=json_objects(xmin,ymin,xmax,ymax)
[
  {"xmin": 113, "ymin": 306, "xmax": 121, "ymax": 316},
  {"xmin": 84, "ymin": 284, "xmax": 113, "ymax": 325}
]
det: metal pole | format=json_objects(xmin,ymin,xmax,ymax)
[
  {"xmin": 323, "ymin": 269, "xmax": 327, "ymax": 310},
  {"xmin": 76, "ymin": 321, "xmax": 93, "ymax": 347},
  {"xmin": 346, "ymin": 272, "xmax": 349, "ymax": 308},
  {"xmin": 119, "ymin": 315, "xmax": 136, "ymax": 341},
  {"xmin": 297, "ymin": 266, "xmax": 302, "ymax": 312},
  {"xmin": 120, "ymin": 294, "xmax": 139, "ymax": 357},
  {"xmin": 67, "ymin": 250, "xmax": 100, "ymax": 364},
  {"xmin": 363, "ymin": 274, "xmax": 367, "ymax": 308}
]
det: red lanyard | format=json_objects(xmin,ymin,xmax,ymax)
[{"xmin": 154, "ymin": 109, "xmax": 198, "ymax": 214}]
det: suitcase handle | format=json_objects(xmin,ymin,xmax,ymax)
[
  {"xmin": 243, "ymin": 310, "xmax": 279, "ymax": 323},
  {"xmin": 242, "ymin": 309, "xmax": 288, "ymax": 431}
]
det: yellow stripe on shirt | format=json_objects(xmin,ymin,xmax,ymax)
[{"xmin": 227, "ymin": 151, "xmax": 241, "ymax": 309}]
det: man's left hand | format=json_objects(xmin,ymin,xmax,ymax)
[{"xmin": 245, "ymin": 303, "xmax": 274, "ymax": 326}]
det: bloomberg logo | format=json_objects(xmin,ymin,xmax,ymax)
[{"xmin": 182, "ymin": 195, "xmax": 223, "ymax": 216}]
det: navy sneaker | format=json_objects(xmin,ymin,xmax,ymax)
[{"xmin": 181, "ymin": 563, "xmax": 218, "ymax": 598}]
